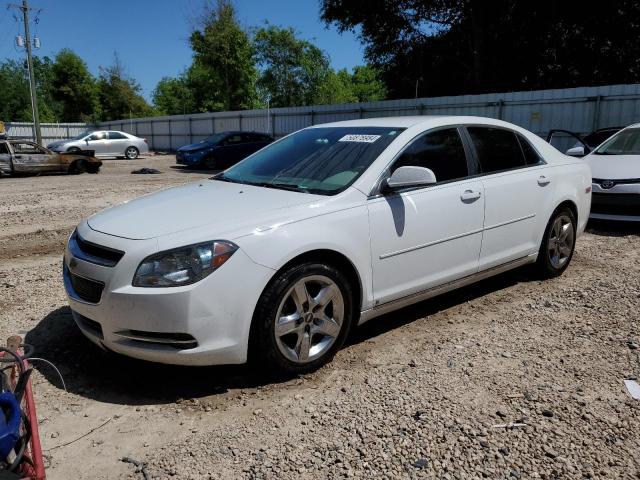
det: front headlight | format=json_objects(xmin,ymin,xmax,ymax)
[{"xmin": 133, "ymin": 241, "xmax": 238, "ymax": 287}]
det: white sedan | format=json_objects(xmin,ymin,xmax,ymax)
[
  {"xmin": 583, "ymin": 123, "xmax": 640, "ymax": 221},
  {"xmin": 48, "ymin": 130, "xmax": 149, "ymax": 159},
  {"xmin": 63, "ymin": 116, "xmax": 591, "ymax": 374}
]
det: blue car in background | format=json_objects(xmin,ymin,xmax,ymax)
[{"xmin": 176, "ymin": 131, "xmax": 274, "ymax": 169}]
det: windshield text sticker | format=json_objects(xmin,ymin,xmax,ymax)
[{"xmin": 338, "ymin": 134, "xmax": 381, "ymax": 143}]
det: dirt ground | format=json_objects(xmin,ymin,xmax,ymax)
[{"xmin": 0, "ymin": 155, "xmax": 639, "ymax": 479}]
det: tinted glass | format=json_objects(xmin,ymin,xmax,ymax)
[
  {"xmin": 219, "ymin": 127, "xmax": 403, "ymax": 195},
  {"xmin": 517, "ymin": 134, "xmax": 542, "ymax": 165},
  {"xmin": 0, "ymin": 143, "xmax": 9, "ymax": 154},
  {"xmin": 225, "ymin": 134, "xmax": 243, "ymax": 145},
  {"xmin": 584, "ymin": 129, "xmax": 619, "ymax": 148},
  {"xmin": 108, "ymin": 131, "xmax": 127, "ymax": 139},
  {"xmin": 595, "ymin": 128, "xmax": 640, "ymax": 155},
  {"xmin": 242, "ymin": 133, "xmax": 256, "ymax": 142},
  {"xmin": 391, "ymin": 128, "xmax": 468, "ymax": 183},
  {"xmin": 468, "ymin": 127, "xmax": 525, "ymax": 173}
]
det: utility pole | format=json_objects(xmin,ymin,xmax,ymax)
[{"xmin": 10, "ymin": 0, "xmax": 42, "ymax": 144}]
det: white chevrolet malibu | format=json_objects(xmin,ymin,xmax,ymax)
[{"xmin": 64, "ymin": 116, "xmax": 591, "ymax": 374}]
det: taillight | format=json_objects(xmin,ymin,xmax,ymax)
[
  {"xmin": 585, "ymin": 186, "xmax": 592, "ymax": 194},
  {"xmin": 143, "ymin": 138, "xmax": 148, "ymax": 144}
]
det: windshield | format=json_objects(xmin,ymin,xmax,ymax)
[
  {"xmin": 202, "ymin": 133, "xmax": 227, "ymax": 144},
  {"xmin": 595, "ymin": 128, "xmax": 640, "ymax": 155},
  {"xmin": 70, "ymin": 131, "xmax": 92, "ymax": 141},
  {"xmin": 214, "ymin": 127, "xmax": 404, "ymax": 195}
]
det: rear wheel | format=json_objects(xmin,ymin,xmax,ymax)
[
  {"xmin": 124, "ymin": 146, "xmax": 139, "ymax": 159},
  {"xmin": 535, "ymin": 206, "xmax": 576, "ymax": 278},
  {"xmin": 250, "ymin": 262, "xmax": 355, "ymax": 376}
]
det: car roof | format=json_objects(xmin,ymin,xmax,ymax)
[{"xmin": 308, "ymin": 115, "xmax": 523, "ymax": 130}]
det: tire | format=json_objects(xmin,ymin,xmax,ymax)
[
  {"xmin": 534, "ymin": 206, "xmax": 577, "ymax": 278},
  {"xmin": 124, "ymin": 146, "xmax": 139, "ymax": 159},
  {"xmin": 68, "ymin": 160, "xmax": 86, "ymax": 175},
  {"xmin": 250, "ymin": 262, "xmax": 355, "ymax": 376},
  {"xmin": 203, "ymin": 155, "xmax": 217, "ymax": 170},
  {"xmin": 67, "ymin": 147, "xmax": 80, "ymax": 153}
]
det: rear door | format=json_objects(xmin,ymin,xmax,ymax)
[
  {"xmin": 464, "ymin": 126, "xmax": 552, "ymax": 270},
  {"xmin": 107, "ymin": 131, "xmax": 129, "ymax": 156}
]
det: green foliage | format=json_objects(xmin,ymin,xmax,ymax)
[
  {"xmin": 253, "ymin": 25, "xmax": 332, "ymax": 107},
  {"xmin": 51, "ymin": 49, "xmax": 100, "ymax": 122},
  {"xmin": 350, "ymin": 65, "xmax": 387, "ymax": 102},
  {"xmin": 96, "ymin": 54, "xmax": 157, "ymax": 121},
  {"xmin": 320, "ymin": 0, "xmax": 640, "ymax": 98},
  {"xmin": 188, "ymin": 0, "xmax": 257, "ymax": 111},
  {"xmin": 152, "ymin": 75, "xmax": 195, "ymax": 115}
]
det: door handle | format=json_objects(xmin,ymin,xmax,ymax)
[
  {"xmin": 537, "ymin": 175, "xmax": 551, "ymax": 186},
  {"xmin": 460, "ymin": 189, "xmax": 482, "ymax": 202}
]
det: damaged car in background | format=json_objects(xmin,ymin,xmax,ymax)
[{"xmin": 0, "ymin": 139, "xmax": 102, "ymax": 176}]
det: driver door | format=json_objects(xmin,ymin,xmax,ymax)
[
  {"xmin": 85, "ymin": 131, "xmax": 108, "ymax": 156},
  {"xmin": 367, "ymin": 127, "xmax": 484, "ymax": 305}
]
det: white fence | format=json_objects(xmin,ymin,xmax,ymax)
[
  {"xmin": 8, "ymin": 84, "xmax": 640, "ymax": 151},
  {"xmin": 4, "ymin": 122, "xmax": 90, "ymax": 146}
]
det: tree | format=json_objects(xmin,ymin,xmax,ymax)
[
  {"xmin": 253, "ymin": 25, "xmax": 332, "ymax": 107},
  {"xmin": 189, "ymin": 0, "xmax": 257, "ymax": 111},
  {"xmin": 350, "ymin": 65, "xmax": 386, "ymax": 102},
  {"xmin": 321, "ymin": 0, "xmax": 640, "ymax": 98},
  {"xmin": 51, "ymin": 49, "xmax": 99, "ymax": 122},
  {"xmin": 96, "ymin": 53, "xmax": 155, "ymax": 121},
  {"xmin": 0, "ymin": 57, "xmax": 58, "ymax": 122},
  {"xmin": 152, "ymin": 75, "xmax": 195, "ymax": 115}
]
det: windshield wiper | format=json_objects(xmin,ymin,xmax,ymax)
[{"xmin": 252, "ymin": 182, "xmax": 309, "ymax": 193}]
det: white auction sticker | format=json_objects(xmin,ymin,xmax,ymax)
[{"xmin": 338, "ymin": 134, "xmax": 381, "ymax": 143}]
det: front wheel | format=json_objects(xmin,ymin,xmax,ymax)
[
  {"xmin": 124, "ymin": 146, "xmax": 139, "ymax": 159},
  {"xmin": 68, "ymin": 160, "xmax": 86, "ymax": 175},
  {"xmin": 250, "ymin": 262, "xmax": 355, "ymax": 375},
  {"xmin": 535, "ymin": 206, "xmax": 577, "ymax": 278},
  {"xmin": 203, "ymin": 155, "xmax": 217, "ymax": 170}
]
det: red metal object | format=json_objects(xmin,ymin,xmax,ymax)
[{"xmin": 1, "ymin": 350, "xmax": 46, "ymax": 479}]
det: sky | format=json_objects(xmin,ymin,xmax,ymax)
[{"xmin": 0, "ymin": 0, "xmax": 365, "ymax": 101}]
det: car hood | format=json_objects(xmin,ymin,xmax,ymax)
[
  {"xmin": 585, "ymin": 154, "xmax": 640, "ymax": 179},
  {"xmin": 87, "ymin": 180, "xmax": 326, "ymax": 240},
  {"xmin": 177, "ymin": 142, "xmax": 214, "ymax": 153}
]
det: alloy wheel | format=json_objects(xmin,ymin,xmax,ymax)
[
  {"xmin": 547, "ymin": 214, "xmax": 574, "ymax": 269},
  {"xmin": 274, "ymin": 275, "xmax": 344, "ymax": 364}
]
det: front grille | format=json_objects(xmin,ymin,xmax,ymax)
[
  {"xmin": 591, "ymin": 193, "xmax": 640, "ymax": 216},
  {"xmin": 72, "ymin": 311, "xmax": 104, "ymax": 340},
  {"xmin": 593, "ymin": 178, "xmax": 640, "ymax": 188},
  {"xmin": 65, "ymin": 264, "xmax": 104, "ymax": 303},
  {"xmin": 70, "ymin": 231, "xmax": 124, "ymax": 267}
]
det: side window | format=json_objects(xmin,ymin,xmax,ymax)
[
  {"xmin": 517, "ymin": 134, "xmax": 542, "ymax": 165},
  {"xmin": 467, "ymin": 127, "xmax": 525, "ymax": 173},
  {"xmin": 224, "ymin": 134, "xmax": 243, "ymax": 145},
  {"xmin": 390, "ymin": 128, "xmax": 469, "ymax": 183},
  {"xmin": 108, "ymin": 131, "xmax": 127, "ymax": 140},
  {"xmin": 0, "ymin": 143, "xmax": 9, "ymax": 155},
  {"xmin": 242, "ymin": 133, "xmax": 256, "ymax": 143},
  {"xmin": 11, "ymin": 142, "xmax": 44, "ymax": 154},
  {"xmin": 88, "ymin": 132, "xmax": 106, "ymax": 141}
]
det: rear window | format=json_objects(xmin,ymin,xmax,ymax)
[{"xmin": 467, "ymin": 127, "xmax": 526, "ymax": 173}]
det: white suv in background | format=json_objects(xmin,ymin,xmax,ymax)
[{"xmin": 48, "ymin": 130, "xmax": 149, "ymax": 159}]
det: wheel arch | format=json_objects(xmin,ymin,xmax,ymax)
[
  {"xmin": 271, "ymin": 249, "xmax": 363, "ymax": 314},
  {"xmin": 555, "ymin": 199, "xmax": 578, "ymax": 224}
]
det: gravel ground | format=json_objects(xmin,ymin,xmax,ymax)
[{"xmin": 0, "ymin": 155, "xmax": 639, "ymax": 479}]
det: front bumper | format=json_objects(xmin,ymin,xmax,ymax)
[
  {"xmin": 590, "ymin": 182, "xmax": 640, "ymax": 221},
  {"xmin": 176, "ymin": 150, "xmax": 206, "ymax": 166},
  {"xmin": 63, "ymin": 223, "xmax": 274, "ymax": 366}
]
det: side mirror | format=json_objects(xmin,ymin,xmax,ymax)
[
  {"xmin": 566, "ymin": 145, "xmax": 586, "ymax": 157},
  {"xmin": 382, "ymin": 166, "xmax": 437, "ymax": 192}
]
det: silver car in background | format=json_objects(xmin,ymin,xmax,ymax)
[{"xmin": 47, "ymin": 130, "xmax": 149, "ymax": 159}]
